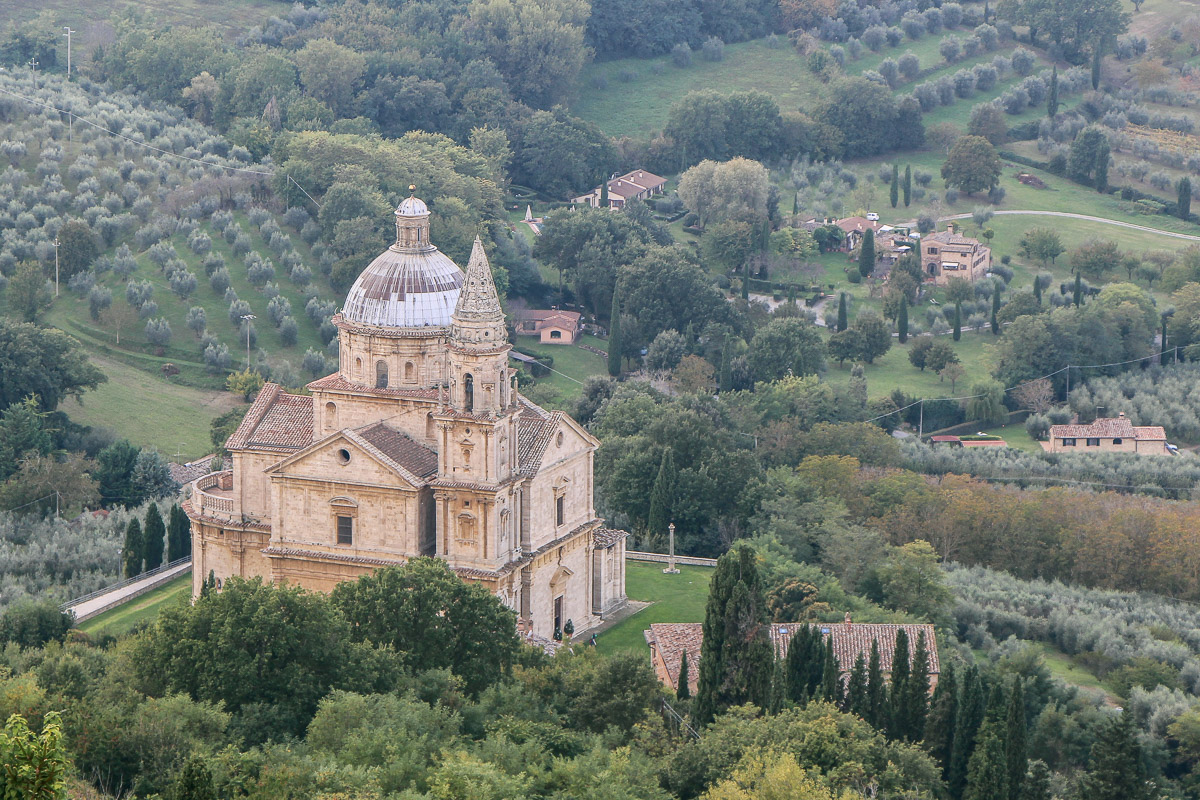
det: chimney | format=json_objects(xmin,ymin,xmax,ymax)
[
  {"xmin": 844, "ymin": 612, "xmax": 852, "ymax": 626},
  {"xmin": 1118, "ymin": 412, "xmax": 1125, "ymax": 418}
]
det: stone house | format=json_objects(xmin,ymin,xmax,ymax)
[
  {"xmin": 921, "ymin": 225, "xmax": 992, "ymax": 284},
  {"xmin": 645, "ymin": 619, "xmax": 938, "ymax": 695},
  {"xmin": 513, "ymin": 309, "xmax": 582, "ymax": 344},
  {"xmin": 572, "ymin": 169, "xmax": 667, "ymax": 209},
  {"xmin": 185, "ymin": 195, "xmax": 628, "ymax": 639},
  {"xmin": 1048, "ymin": 412, "xmax": 1168, "ymax": 455}
]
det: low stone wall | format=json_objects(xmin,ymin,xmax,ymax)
[{"xmin": 626, "ymin": 550, "xmax": 717, "ymax": 567}]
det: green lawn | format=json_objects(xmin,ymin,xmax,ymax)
[
  {"xmin": 514, "ymin": 335, "xmax": 609, "ymax": 409},
  {"xmin": 824, "ymin": 328, "xmax": 998, "ymax": 401},
  {"xmin": 61, "ymin": 354, "xmax": 241, "ymax": 460},
  {"xmin": 597, "ymin": 561, "xmax": 713, "ymax": 655},
  {"xmin": 78, "ymin": 572, "xmax": 192, "ymax": 637},
  {"xmin": 975, "ymin": 419, "xmax": 1042, "ymax": 452}
]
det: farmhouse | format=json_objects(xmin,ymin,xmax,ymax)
[
  {"xmin": 645, "ymin": 619, "xmax": 938, "ymax": 695},
  {"xmin": 921, "ymin": 225, "xmax": 992, "ymax": 284},
  {"xmin": 572, "ymin": 169, "xmax": 667, "ymax": 209},
  {"xmin": 185, "ymin": 194, "xmax": 628, "ymax": 640},
  {"xmin": 1048, "ymin": 412, "xmax": 1169, "ymax": 455},
  {"xmin": 513, "ymin": 309, "xmax": 582, "ymax": 344}
]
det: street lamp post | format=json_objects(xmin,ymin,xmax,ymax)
[
  {"xmin": 663, "ymin": 522, "xmax": 679, "ymax": 574},
  {"xmin": 52, "ymin": 237, "xmax": 60, "ymax": 296},
  {"xmin": 241, "ymin": 314, "xmax": 256, "ymax": 370}
]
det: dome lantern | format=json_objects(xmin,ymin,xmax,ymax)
[{"xmin": 395, "ymin": 185, "xmax": 431, "ymax": 250}]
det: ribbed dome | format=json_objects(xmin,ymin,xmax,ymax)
[
  {"xmin": 342, "ymin": 246, "xmax": 463, "ymax": 328},
  {"xmin": 396, "ymin": 196, "xmax": 429, "ymax": 217}
]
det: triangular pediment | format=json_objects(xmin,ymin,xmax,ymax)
[{"xmin": 265, "ymin": 428, "xmax": 427, "ymax": 489}]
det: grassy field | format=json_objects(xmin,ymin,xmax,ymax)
[
  {"xmin": 976, "ymin": 419, "xmax": 1042, "ymax": 452},
  {"xmin": 597, "ymin": 561, "xmax": 713, "ymax": 655},
  {"xmin": 824, "ymin": 328, "xmax": 999, "ymax": 401},
  {"xmin": 61, "ymin": 354, "xmax": 240, "ymax": 460},
  {"xmin": 78, "ymin": 572, "xmax": 191, "ymax": 637},
  {"xmin": 514, "ymin": 336, "xmax": 609, "ymax": 409}
]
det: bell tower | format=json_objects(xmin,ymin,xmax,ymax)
[{"xmin": 432, "ymin": 237, "xmax": 521, "ymax": 572}]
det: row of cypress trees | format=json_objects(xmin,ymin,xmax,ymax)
[{"xmin": 122, "ymin": 503, "xmax": 191, "ymax": 578}]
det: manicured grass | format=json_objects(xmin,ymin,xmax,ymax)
[
  {"xmin": 975, "ymin": 419, "xmax": 1042, "ymax": 452},
  {"xmin": 514, "ymin": 335, "xmax": 609, "ymax": 409},
  {"xmin": 823, "ymin": 328, "xmax": 998, "ymax": 401},
  {"xmin": 597, "ymin": 561, "xmax": 713, "ymax": 655},
  {"xmin": 78, "ymin": 572, "xmax": 192, "ymax": 637},
  {"xmin": 61, "ymin": 354, "xmax": 242, "ymax": 460}
]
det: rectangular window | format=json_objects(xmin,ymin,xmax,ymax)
[
  {"xmin": 556, "ymin": 494, "xmax": 565, "ymax": 527},
  {"xmin": 1086, "ymin": 438, "xmax": 1100, "ymax": 447},
  {"xmin": 928, "ymin": 247, "xmax": 939, "ymax": 254},
  {"xmin": 336, "ymin": 515, "xmax": 353, "ymax": 545},
  {"xmin": 1062, "ymin": 438, "xmax": 1076, "ymax": 447}
]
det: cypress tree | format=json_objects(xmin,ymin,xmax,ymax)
[
  {"xmin": 1033, "ymin": 276, "xmax": 1042, "ymax": 305},
  {"xmin": 904, "ymin": 631, "xmax": 931, "ymax": 742},
  {"xmin": 144, "ymin": 503, "xmax": 166, "ymax": 570},
  {"xmin": 786, "ymin": 625, "xmax": 814, "ymax": 704},
  {"xmin": 741, "ymin": 269, "xmax": 750, "ymax": 300},
  {"xmin": 889, "ymin": 629, "xmax": 911, "ymax": 739},
  {"xmin": 964, "ymin": 722, "xmax": 1009, "ymax": 800},
  {"xmin": 1161, "ymin": 314, "xmax": 1170, "ymax": 365},
  {"xmin": 600, "ymin": 176, "xmax": 609, "ymax": 208},
  {"xmin": 174, "ymin": 757, "xmax": 217, "ymax": 800},
  {"xmin": 820, "ymin": 637, "xmax": 840, "ymax": 703},
  {"xmin": 1021, "ymin": 760, "xmax": 1052, "ymax": 800},
  {"xmin": 1094, "ymin": 137, "xmax": 1109, "ymax": 193},
  {"xmin": 607, "ymin": 288, "xmax": 622, "ymax": 376},
  {"xmin": 866, "ymin": 639, "xmax": 885, "ymax": 729},
  {"xmin": 123, "ymin": 518, "xmax": 143, "ymax": 578},
  {"xmin": 953, "ymin": 301, "xmax": 962, "ymax": 341},
  {"xmin": 925, "ymin": 663, "xmax": 958, "ymax": 781},
  {"xmin": 695, "ymin": 546, "xmax": 773, "ymax": 725},
  {"xmin": 1006, "ymin": 677, "xmax": 1027, "ymax": 800},
  {"xmin": 167, "ymin": 503, "xmax": 191, "ymax": 561},
  {"xmin": 837, "ymin": 293, "xmax": 848, "ymax": 332},
  {"xmin": 1178, "ymin": 177, "xmax": 1192, "ymax": 220},
  {"xmin": 1073, "ymin": 272, "xmax": 1083, "ymax": 307},
  {"xmin": 1047, "ymin": 65, "xmax": 1059, "ymax": 117},
  {"xmin": 793, "ymin": 192, "xmax": 799, "ymax": 216},
  {"xmin": 678, "ymin": 649, "xmax": 691, "ymax": 699},
  {"xmin": 990, "ymin": 290, "xmax": 1000, "ymax": 334},
  {"xmin": 859, "ymin": 229, "xmax": 876, "ymax": 278},
  {"xmin": 647, "ymin": 449, "xmax": 676, "ymax": 548},
  {"xmin": 949, "ymin": 666, "xmax": 986, "ymax": 799},
  {"xmin": 719, "ymin": 336, "xmax": 733, "ymax": 392},
  {"xmin": 890, "ymin": 164, "xmax": 900, "ymax": 208},
  {"xmin": 903, "ymin": 165, "xmax": 912, "ymax": 207},
  {"xmin": 898, "ymin": 296, "xmax": 909, "ymax": 343},
  {"xmin": 1091, "ymin": 45, "xmax": 1102, "ymax": 91},
  {"xmin": 1079, "ymin": 714, "xmax": 1150, "ymax": 800},
  {"xmin": 847, "ymin": 651, "xmax": 868, "ymax": 716}
]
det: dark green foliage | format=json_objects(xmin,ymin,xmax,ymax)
[
  {"xmin": 143, "ymin": 504, "xmax": 166, "ymax": 571},
  {"xmin": 785, "ymin": 625, "xmax": 825, "ymax": 705},
  {"xmin": 1068, "ymin": 128, "xmax": 1108, "ymax": 186},
  {"xmin": 173, "ymin": 757, "xmax": 216, "ymax": 800},
  {"xmin": 950, "ymin": 666, "xmax": 986, "ymax": 798},
  {"xmin": 898, "ymin": 296, "xmax": 909, "ymax": 344},
  {"xmin": 123, "ymin": 518, "xmax": 143, "ymax": 578},
  {"xmin": 0, "ymin": 600, "xmax": 73, "ymax": 649},
  {"xmin": 902, "ymin": 631, "xmax": 931, "ymax": 742},
  {"xmin": 965, "ymin": 721, "xmax": 1009, "ymax": 800},
  {"xmin": 903, "ymin": 165, "xmax": 913, "ymax": 207},
  {"xmin": 1094, "ymin": 137, "xmax": 1109, "ymax": 193},
  {"xmin": 695, "ymin": 546, "xmax": 773, "ymax": 725},
  {"xmin": 1021, "ymin": 760, "xmax": 1052, "ymax": 800},
  {"xmin": 1006, "ymin": 677, "xmax": 1028, "ymax": 800},
  {"xmin": 0, "ymin": 319, "xmax": 105, "ymax": 414},
  {"xmin": 991, "ymin": 291, "xmax": 1001, "ymax": 334},
  {"xmin": 1047, "ymin": 66, "xmax": 1059, "ymax": 117},
  {"xmin": 1079, "ymin": 714, "xmax": 1150, "ymax": 800},
  {"xmin": 953, "ymin": 301, "xmax": 962, "ymax": 341},
  {"xmin": 1091, "ymin": 45, "xmax": 1102, "ymax": 91},
  {"xmin": 719, "ymin": 336, "xmax": 733, "ymax": 392},
  {"xmin": 678, "ymin": 649, "xmax": 690, "ymax": 699},
  {"xmin": 168, "ymin": 504, "xmax": 191, "ymax": 562},
  {"xmin": 846, "ymin": 651, "xmax": 868, "ymax": 716},
  {"xmin": 820, "ymin": 636, "xmax": 839, "ymax": 703},
  {"xmin": 1179, "ymin": 177, "xmax": 1192, "ymax": 220},
  {"xmin": 1074, "ymin": 272, "xmax": 1083, "ymax": 307},
  {"xmin": 837, "ymin": 293, "xmax": 849, "ymax": 332},
  {"xmin": 926, "ymin": 663, "xmax": 958, "ymax": 780},
  {"xmin": 888, "ymin": 628, "xmax": 911, "ymax": 739},
  {"xmin": 891, "ymin": 164, "xmax": 900, "ymax": 208},
  {"xmin": 0, "ymin": 397, "xmax": 52, "ymax": 482},
  {"xmin": 607, "ymin": 288, "xmax": 622, "ymax": 377},
  {"xmin": 866, "ymin": 638, "xmax": 885, "ymax": 729},
  {"xmin": 647, "ymin": 449, "xmax": 677, "ymax": 546},
  {"xmin": 859, "ymin": 229, "xmax": 876, "ymax": 278},
  {"xmin": 1162, "ymin": 315, "xmax": 1171, "ymax": 365}
]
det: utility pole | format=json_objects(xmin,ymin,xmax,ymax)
[
  {"xmin": 27, "ymin": 58, "xmax": 37, "ymax": 87},
  {"xmin": 241, "ymin": 314, "xmax": 256, "ymax": 369},
  {"xmin": 918, "ymin": 398, "xmax": 924, "ymax": 439},
  {"xmin": 53, "ymin": 237, "xmax": 60, "ymax": 296},
  {"xmin": 663, "ymin": 522, "xmax": 679, "ymax": 574},
  {"xmin": 63, "ymin": 28, "xmax": 75, "ymax": 78}
]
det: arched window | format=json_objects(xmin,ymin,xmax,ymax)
[
  {"xmin": 405, "ymin": 361, "xmax": 414, "ymax": 381},
  {"xmin": 325, "ymin": 401, "xmax": 337, "ymax": 429},
  {"xmin": 375, "ymin": 360, "xmax": 388, "ymax": 389},
  {"xmin": 464, "ymin": 373, "xmax": 474, "ymax": 412},
  {"xmin": 355, "ymin": 357, "xmax": 362, "ymax": 380}
]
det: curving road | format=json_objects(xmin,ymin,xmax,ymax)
[{"xmin": 939, "ymin": 210, "xmax": 1200, "ymax": 242}]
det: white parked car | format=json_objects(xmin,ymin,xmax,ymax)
[{"xmin": 866, "ymin": 212, "xmax": 879, "ymax": 221}]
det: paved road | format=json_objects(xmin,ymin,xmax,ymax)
[
  {"xmin": 66, "ymin": 561, "xmax": 192, "ymax": 622},
  {"xmin": 940, "ymin": 210, "xmax": 1200, "ymax": 242}
]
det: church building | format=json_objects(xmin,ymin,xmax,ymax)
[{"xmin": 184, "ymin": 194, "xmax": 628, "ymax": 638}]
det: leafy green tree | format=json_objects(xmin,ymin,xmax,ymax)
[
  {"xmin": 677, "ymin": 157, "xmax": 771, "ymax": 228},
  {"xmin": 55, "ymin": 219, "xmax": 99, "ymax": 281},
  {"xmin": 820, "ymin": 636, "xmax": 839, "ymax": 703},
  {"xmin": 967, "ymin": 380, "xmax": 1008, "ymax": 425},
  {"xmin": 143, "ymin": 504, "xmax": 166, "ymax": 571},
  {"xmin": 785, "ymin": 624, "xmax": 825, "ymax": 705},
  {"xmin": 647, "ymin": 449, "xmax": 677, "ymax": 546},
  {"xmin": 950, "ymin": 666, "xmax": 986, "ymax": 798},
  {"xmin": 814, "ymin": 77, "xmax": 913, "ymax": 158},
  {"xmin": 903, "ymin": 165, "xmax": 913, "ymax": 207},
  {"xmin": 132, "ymin": 448, "xmax": 177, "ymax": 504},
  {"xmin": 293, "ymin": 38, "xmax": 366, "ymax": 116},
  {"xmin": 1179, "ymin": 177, "xmax": 1192, "ymax": 220},
  {"xmin": 1068, "ymin": 127, "xmax": 1108, "ymax": 186},
  {"xmin": 846, "ymin": 651, "xmax": 868, "ymax": 716},
  {"xmin": 96, "ymin": 439, "xmax": 139, "ymax": 507},
  {"xmin": 608, "ymin": 288, "xmax": 622, "ymax": 377},
  {"xmin": 852, "ymin": 311, "xmax": 892, "ymax": 363},
  {"xmin": 878, "ymin": 541, "xmax": 953, "ymax": 622},
  {"xmin": 942, "ymin": 136, "xmax": 1002, "ymax": 194},
  {"xmin": 123, "ymin": 518, "xmax": 143, "ymax": 578},
  {"xmin": 926, "ymin": 340, "xmax": 960, "ymax": 374},
  {"xmin": 991, "ymin": 291, "xmax": 1001, "ymax": 334},
  {"xmin": 859, "ymin": 229, "xmax": 877, "ymax": 278},
  {"xmin": 1019, "ymin": 228, "xmax": 1064, "ymax": 266},
  {"xmin": 7, "ymin": 262, "xmax": 51, "ymax": 323},
  {"xmin": 749, "ymin": 318, "xmax": 826, "ymax": 381},
  {"xmin": 925, "ymin": 663, "xmax": 958, "ymax": 780},
  {"xmin": 720, "ymin": 336, "xmax": 733, "ymax": 392},
  {"xmin": 1021, "ymin": 760, "xmax": 1052, "ymax": 800},
  {"xmin": 173, "ymin": 756, "xmax": 216, "ymax": 800},
  {"xmin": 909, "ymin": 337, "xmax": 935, "ymax": 370},
  {"xmin": 695, "ymin": 546, "xmax": 773, "ymax": 725},
  {"xmin": 898, "ymin": 296, "xmax": 909, "ymax": 343},
  {"xmin": 964, "ymin": 720, "xmax": 1008, "ymax": 800},
  {"xmin": 837, "ymin": 293, "xmax": 848, "ymax": 332},
  {"xmin": 330, "ymin": 559, "xmax": 520, "ymax": 696},
  {"xmin": 0, "ymin": 397, "xmax": 52, "ymax": 482},
  {"xmin": 0, "ymin": 712, "xmax": 68, "ymax": 800},
  {"xmin": 168, "ymin": 504, "xmax": 191, "ymax": 562},
  {"xmin": 0, "ymin": 600, "xmax": 72, "ymax": 649},
  {"xmin": 1006, "ymin": 677, "xmax": 1027, "ymax": 800},
  {"xmin": 1080, "ymin": 713, "xmax": 1150, "ymax": 800},
  {"xmin": 702, "ymin": 220, "xmax": 757, "ymax": 272},
  {"xmin": 828, "ymin": 329, "xmax": 865, "ymax": 366}
]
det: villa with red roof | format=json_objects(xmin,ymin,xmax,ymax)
[
  {"xmin": 1048, "ymin": 412, "xmax": 1169, "ymax": 455},
  {"xmin": 572, "ymin": 169, "xmax": 667, "ymax": 209}
]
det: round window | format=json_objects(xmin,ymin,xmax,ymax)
[{"xmin": 337, "ymin": 448, "xmax": 351, "ymax": 464}]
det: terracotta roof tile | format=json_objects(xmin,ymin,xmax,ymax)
[
  {"xmin": 307, "ymin": 372, "xmax": 443, "ymax": 400},
  {"xmin": 595, "ymin": 528, "xmax": 629, "ymax": 548},
  {"xmin": 1133, "ymin": 426, "xmax": 1167, "ymax": 440},
  {"xmin": 1049, "ymin": 416, "xmax": 1148, "ymax": 439},
  {"xmin": 647, "ymin": 623, "xmax": 703, "ymax": 693},
  {"xmin": 356, "ymin": 422, "xmax": 438, "ymax": 479},
  {"xmin": 225, "ymin": 384, "xmax": 314, "ymax": 452}
]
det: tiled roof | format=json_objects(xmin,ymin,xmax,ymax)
[
  {"xmin": 836, "ymin": 216, "xmax": 880, "ymax": 234},
  {"xmin": 263, "ymin": 546, "xmax": 401, "ymax": 567},
  {"xmin": 594, "ymin": 528, "xmax": 629, "ymax": 548},
  {"xmin": 646, "ymin": 621, "xmax": 939, "ymax": 694},
  {"xmin": 168, "ymin": 454, "xmax": 217, "ymax": 486},
  {"xmin": 924, "ymin": 228, "xmax": 983, "ymax": 247},
  {"xmin": 517, "ymin": 397, "xmax": 558, "ymax": 475},
  {"xmin": 307, "ymin": 372, "xmax": 443, "ymax": 400},
  {"xmin": 356, "ymin": 422, "xmax": 438, "ymax": 479},
  {"xmin": 225, "ymin": 384, "xmax": 314, "ymax": 452},
  {"xmin": 1133, "ymin": 426, "xmax": 1167, "ymax": 440},
  {"xmin": 1049, "ymin": 416, "xmax": 1146, "ymax": 439}
]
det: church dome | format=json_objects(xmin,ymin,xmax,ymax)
[{"xmin": 341, "ymin": 192, "xmax": 463, "ymax": 328}]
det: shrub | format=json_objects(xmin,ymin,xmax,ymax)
[{"xmin": 671, "ymin": 42, "xmax": 692, "ymax": 67}]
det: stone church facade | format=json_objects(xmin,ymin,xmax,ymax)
[{"xmin": 184, "ymin": 195, "xmax": 628, "ymax": 638}]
